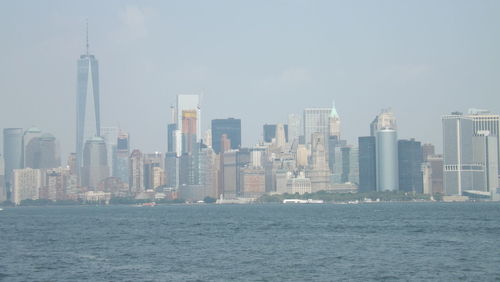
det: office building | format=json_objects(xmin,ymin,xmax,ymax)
[
  {"xmin": 113, "ymin": 132, "xmax": 130, "ymax": 184},
  {"xmin": 129, "ymin": 149, "xmax": 144, "ymax": 194},
  {"xmin": 24, "ymin": 133, "xmax": 60, "ymax": 169},
  {"xmin": 3, "ymin": 128, "xmax": 23, "ymax": 198},
  {"xmin": 303, "ymin": 108, "xmax": 331, "ymax": 145},
  {"xmin": 76, "ymin": 40, "xmax": 101, "ymax": 177},
  {"xmin": 287, "ymin": 114, "xmax": 301, "ymax": 143},
  {"xmin": 82, "ymin": 137, "xmax": 109, "ymax": 189},
  {"xmin": 442, "ymin": 113, "xmax": 476, "ymax": 195},
  {"xmin": 176, "ymin": 94, "xmax": 201, "ymax": 142},
  {"xmin": 0, "ymin": 156, "xmax": 5, "ymax": 202},
  {"xmin": 101, "ymin": 127, "xmax": 119, "ymax": 176},
  {"xmin": 376, "ymin": 129, "xmax": 399, "ymax": 191},
  {"xmin": 211, "ymin": 118, "xmax": 241, "ymax": 154},
  {"xmin": 22, "ymin": 127, "xmax": 42, "ymax": 166},
  {"xmin": 398, "ymin": 139, "xmax": 423, "ymax": 193},
  {"xmin": 263, "ymin": 124, "xmax": 289, "ymax": 143},
  {"xmin": 306, "ymin": 133, "xmax": 330, "ymax": 192},
  {"xmin": 358, "ymin": 136, "xmax": 377, "ymax": 192}
]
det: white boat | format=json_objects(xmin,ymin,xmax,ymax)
[{"xmin": 0, "ymin": 208, "xmax": 3, "ymax": 211}]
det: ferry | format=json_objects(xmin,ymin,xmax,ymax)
[
  {"xmin": 283, "ymin": 199, "xmax": 324, "ymax": 204},
  {"xmin": 141, "ymin": 202, "xmax": 156, "ymax": 207}
]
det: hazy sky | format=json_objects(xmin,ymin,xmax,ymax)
[{"xmin": 1, "ymin": 0, "xmax": 500, "ymax": 159}]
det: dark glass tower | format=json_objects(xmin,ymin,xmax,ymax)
[
  {"xmin": 211, "ymin": 118, "xmax": 241, "ymax": 154},
  {"xmin": 398, "ymin": 139, "xmax": 423, "ymax": 193},
  {"xmin": 358, "ymin": 136, "xmax": 377, "ymax": 192}
]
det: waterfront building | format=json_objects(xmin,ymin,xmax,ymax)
[
  {"xmin": 211, "ymin": 118, "xmax": 241, "ymax": 154},
  {"xmin": 3, "ymin": 128, "xmax": 23, "ymax": 199},
  {"xmin": 358, "ymin": 136, "xmax": 377, "ymax": 192},
  {"xmin": 240, "ymin": 167, "xmax": 266, "ymax": 198},
  {"xmin": 467, "ymin": 109, "xmax": 500, "ymax": 174},
  {"xmin": 287, "ymin": 173, "xmax": 312, "ymax": 195},
  {"xmin": 0, "ymin": 156, "xmax": 5, "ymax": 202},
  {"xmin": 376, "ymin": 129, "xmax": 399, "ymax": 191},
  {"xmin": 427, "ymin": 155, "xmax": 444, "ymax": 194},
  {"xmin": 129, "ymin": 149, "xmax": 144, "ymax": 194},
  {"xmin": 113, "ymin": 132, "xmax": 130, "ymax": 184},
  {"xmin": 398, "ymin": 139, "xmax": 423, "ymax": 193},
  {"xmin": 442, "ymin": 113, "xmax": 476, "ymax": 195},
  {"xmin": 12, "ymin": 168, "xmax": 42, "ymax": 205},
  {"xmin": 40, "ymin": 167, "xmax": 69, "ymax": 201},
  {"xmin": 82, "ymin": 137, "xmax": 109, "ymax": 189},
  {"xmin": 306, "ymin": 133, "xmax": 330, "ymax": 192}
]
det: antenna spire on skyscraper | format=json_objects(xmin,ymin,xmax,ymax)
[{"xmin": 86, "ymin": 19, "xmax": 89, "ymax": 55}]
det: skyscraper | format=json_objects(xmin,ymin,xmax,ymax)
[
  {"xmin": 398, "ymin": 139, "xmax": 423, "ymax": 193},
  {"xmin": 287, "ymin": 114, "xmax": 301, "ymax": 143},
  {"xmin": 114, "ymin": 132, "xmax": 130, "ymax": 184},
  {"xmin": 82, "ymin": 137, "xmax": 108, "ymax": 189},
  {"xmin": 263, "ymin": 124, "xmax": 289, "ymax": 143},
  {"xmin": 101, "ymin": 127, "xmax": 119, "ymax": 176},
  {"xmin": 24, "ymin": 133, "xmax": 61, "ymax": 169},
  {"xmin": 358, "ymin": 136, "xmax": 377, "ymax": 192},
  {"xmin": 211, "ymin": 118, "xmax": 241, "ymax": 154},
  {"xmin": 376, "ymin": 129, "xmax": 399, "ymax": 191},
  {"xmin": 303, "ymin": 108, "xmax": 331, "ymax": 145},
  {"xmin": 22, "ymin": 127, "xmax": 42, "ymax": 167},
  {"xmin": 76, "ymin": 34, "xmax": 101, "ymax": 179},
  {"xmin": 329, "ymin": 101, "xmax": 341, "ymax": 139},
  {"xmin": 442, "ymin": 113, "xmax": 475, "ymax": 195},
  {"xmin": 3, "ymin": 128, "xmax": 23, "ymax": 198},
  {"xmin": 176, "ymin": 94, "xmax": 201, "ymax": 142}
]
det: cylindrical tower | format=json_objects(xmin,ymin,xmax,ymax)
[{"xmin": 376, "ymin": 129, "xmax": 399, "ymax": 191}]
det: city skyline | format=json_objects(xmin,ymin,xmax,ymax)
[{"xmin": 1, "ymin": 1, "xmax": 500, "ymax": 158}]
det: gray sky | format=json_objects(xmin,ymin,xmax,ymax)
[{"xmin": 1, "ymin": 0, "xmax": 500, "ymax": 160}]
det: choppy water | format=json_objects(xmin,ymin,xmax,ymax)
[{"xmin": 0, "ymin": 202, "xmax": 499, "ymax": 281}]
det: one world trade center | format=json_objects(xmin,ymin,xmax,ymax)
[{"xmin": 76, "ymin": 31, "xmax": 101, "ymax": 178}]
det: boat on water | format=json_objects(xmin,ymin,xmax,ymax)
[
  {"xmin": 0, "ymin": 208, "xmax": 3, "ymax": 211},
  {"xmin": 141, "ymin": 202, "xmax": 156, "ymax": 207},
  {"xmin": 283, "ymin": 199, "xmax": 324, "ymax": 204}
]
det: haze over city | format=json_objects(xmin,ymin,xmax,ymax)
[{"xmin": 1, "ymin": 0, "xmax": 500, "ymax": 158}]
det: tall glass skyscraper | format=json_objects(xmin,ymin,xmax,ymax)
[
  {"xmin": 3, "ymin": 128, "xmax": 23, "ymax": 198},
  {"xmin": 76, "ymin": 43, "xmax": 101, "ymax": 178}
]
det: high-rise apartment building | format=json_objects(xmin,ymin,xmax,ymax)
[
  {"xmin": 211, "ymin": 118, "xmax": 241, "ymax": 154},
  {"xmin": 12, "ymin": 168, "xmax": 42, "ymax": 205}
]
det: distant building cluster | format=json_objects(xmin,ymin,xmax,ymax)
[{"xmin": 2, "ymin": 47, "xmax": 500, "ymax": 205}]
